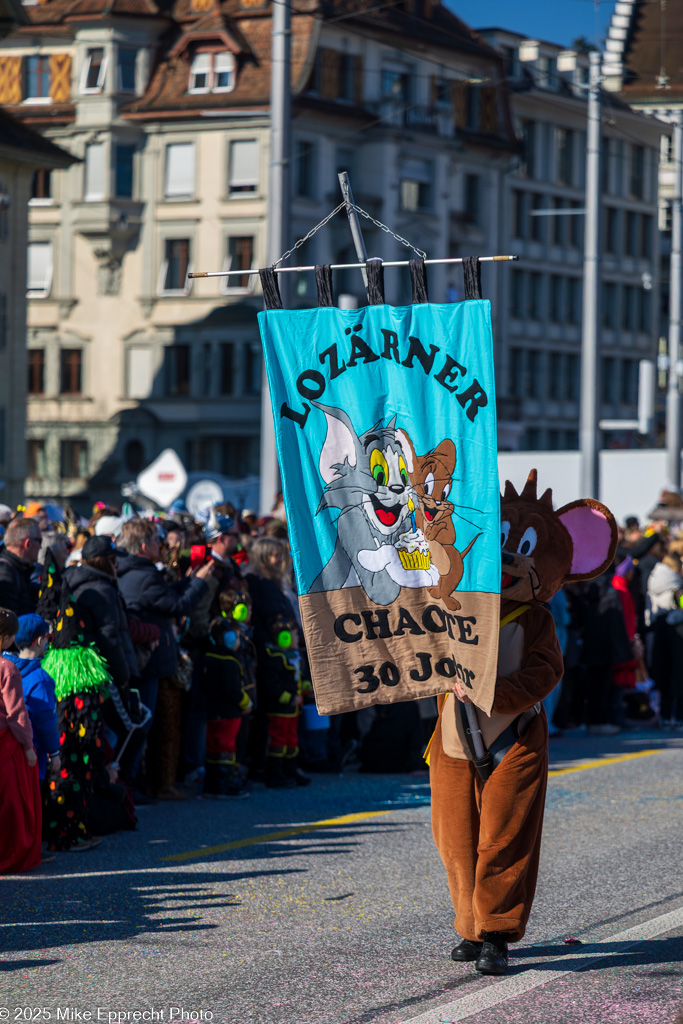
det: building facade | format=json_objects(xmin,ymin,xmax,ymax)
[
  {"xmin": 0, "ymin": 0, "xmax": 75, "ymax": 507},
  {"xmin": 479, "ymin": 28, "xmax": 665, "ymax": 452},
  {"xmin": 603, "ymin": 0, "xmax": 683, "ymax": 439},
  {"xmin": 0, "ymin": 0, "xmax": 516, "ymax": 508}
]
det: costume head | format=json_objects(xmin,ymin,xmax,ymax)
[{"xmin": 500, "ymin": 469, "xmax": 618, "ymax": 604}]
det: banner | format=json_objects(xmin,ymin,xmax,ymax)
[{"xmin": 259, "ymin": 301, "xmax": 500, "ymax": 715}]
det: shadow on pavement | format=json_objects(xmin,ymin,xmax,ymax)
[
  {"xmin": 0, "ymin": 820, "xmax": 409, "ymax": 961},
  {"xmin": 548, "ymin": 727, "xmax": 683, "ymax": 771},
  {"xmin": 0, "ymin": 958, "xmax": 61, "ymax": 971},
  {"xmin": 513, "ymin": 934, "xmax": 683, "ymax": 974},
  {"xmin": 337, "ymin": 936, "xmax": 683, "ymax": 1024}
]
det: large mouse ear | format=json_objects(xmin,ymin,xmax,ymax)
[
  {"xmin": 313, "ymin": 402, "xmax": 359, "ymax": 484},
  {"xmin": 557, "ymin": 498, "xmax": 618, "ymax": 581}
]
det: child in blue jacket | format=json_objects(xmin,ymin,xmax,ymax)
[{"xmin": 4, "ymin": 614, "xmax": 60, "ymax": 780}]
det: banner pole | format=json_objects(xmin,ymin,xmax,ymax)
[{"xmin": 338, "ymin": 171, "xmax": 369, "ymax": 297}]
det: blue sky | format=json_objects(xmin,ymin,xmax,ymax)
[{"xmin": 448, "ymin": 0, "xmax": 617, "ymax": 50}]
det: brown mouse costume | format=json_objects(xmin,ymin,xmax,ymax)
[{"xmin": 429, "ymin": 470, "xmax": 618, "ymax": 974}]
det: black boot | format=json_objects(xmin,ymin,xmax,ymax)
[
  {"xmin": 451, "ymin": 939, "xmax": 483, "ymax": 962},
  {"xmin": 265, "ymin": 756, "xmax": 296, "ymax": 789},
  {"xmin": 283, "ymin": 759, "xmax": 311, "ymax": 787},
  {"xmin": 475, "ymin": 933, "xmax": 509, "ymax": 975}
]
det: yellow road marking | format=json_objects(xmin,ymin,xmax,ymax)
[
  {"xmin": 163, "ymin": 750, "xmax": 665, "ymax": 862},
  {"xmin": 548, "ymin": 747, "xmax": 664, "ymax": 777},
  {"xmin": 161, "ymin": 810, "xmax": 392, "ymax": 863}
]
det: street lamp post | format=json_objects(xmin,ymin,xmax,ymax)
[
  {"xmin": 579, "ymin": 50, "xmax": 602, "ymax": 499},
  {"xmin": 259, "ymin": 0, "xmax": 291, "ymax": 515},
  {"xmin": 667, "ymin": 111, "xmax": 683, "ymax": 491}
]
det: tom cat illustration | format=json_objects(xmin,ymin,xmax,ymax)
[{"xmin": 308, "ymin": 402, "xmax": 440, "ymax": 606}]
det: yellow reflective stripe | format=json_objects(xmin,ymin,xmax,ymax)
[{"xmin": 499, "ymin": 603, "xmax": 531, "ymax": 629}]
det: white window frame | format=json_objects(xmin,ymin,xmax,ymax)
[
  {"xmin": 188, "ymin": 51, "xmax": 236, "ymax": 95},
  {"xmin": 213, "ymin": 52, "xmax": 236, "ymax": 93},
  {"xmin": 228, "ymin": 138, "xmax": 259, "ymax": 196},
  {"xmin": 22, "ymin": 54, "xmax": 52, "ymax": 106},
  {"xmin": 157, "ymin": 237, "xmax": 194, "ymax": 297},
  {"xmin": 189, "ymin": 53, "xmax": 212, "ymax": 94},
  {"xmin": 27, "ymin": 241, "xmax": 54, "ymax": 299},
  {"xmin": 80, "ymin": 47, "xmax": 108, "ymax": 94},
  {"xmin": 164, "ymin": 141, "xmax": 196, "ymax": 200}
]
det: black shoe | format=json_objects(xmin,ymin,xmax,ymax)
[
  {"xmin": 451, "ymin": 939, "xmax": 483, "ymax": 962},
  {"xmin": 475, "ymin": 935, "xmax": 509, "ymax": 975}
]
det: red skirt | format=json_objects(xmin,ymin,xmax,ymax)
[{"xmin": 0, "ymin": 728, "xmax": 42, "ymax": 874}]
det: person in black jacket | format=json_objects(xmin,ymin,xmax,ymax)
[
  {"xmin": 201, "ymin": 617, "xmax": 252, "ymax": 799},
  {"xmin": 117, "ymin": 518, "xmax": 213, "ymax": 795},
  {"xmin": 65, "ymin": 535, "xmax": 147, "ymax": 783},
  {"xmin": 582, "ymin": 566, "xmax": 633, "ymax": 734},
  {"xmin": 0, "ymin": 518, "xmax": 42, "ymax": 616}
]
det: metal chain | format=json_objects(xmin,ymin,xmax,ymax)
[
  {"xmin": 272, "ymin": 202, "xmax": 346, "ymax": 268},
  {"xmin": 349, "ymin": 203, "xmax": 427, "ymax": 260},
  {"xmin": 272, "ymin": 201, "xmax": 427, "ymax": 268}
]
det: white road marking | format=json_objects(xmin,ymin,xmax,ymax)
[{"xmin": 401, "ymin": 903, "xmax": 683, "ymax": 1024}]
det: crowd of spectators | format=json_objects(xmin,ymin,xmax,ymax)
[
  {"xmin": 0, "ymin": 497, "xmax": 429, "ymax": 873},
  {"xmin": 0, "ymin": 490, "xmax": 681, "ymax": 874}
]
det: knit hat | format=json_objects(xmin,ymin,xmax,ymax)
[
  {"xmin": 204, "ymin": 507, "xmax": 235, "ymax": 542},
  {"xmin": 15, "ymin": 613, "xmax": 50, "ymax": 647},
  {"xmin": 0, "ymin": 504, "xmax": 12, "ymax": 524}
]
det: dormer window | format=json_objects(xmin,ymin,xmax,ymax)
[
  {"xmin": 81, "ymin": 48, "xmax": 106, "ymax": 94},
  {"xmin": 189, "ymin": 51, "xmax": 235, "ymax": 94}
]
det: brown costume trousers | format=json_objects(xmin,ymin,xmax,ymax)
[{"xmin": 430, "ymin": 709, "xmax": 548, "ymax": 943}]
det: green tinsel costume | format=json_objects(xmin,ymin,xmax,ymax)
[{"xmin": 42, "ymin": 594, "xmax": 111, "ymax": 851}]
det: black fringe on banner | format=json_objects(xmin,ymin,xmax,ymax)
[
  {"xmin": 463, "ymin": 257, "xmax": 482, "ymax": 300},
  {"xmin": 259, "ymin": 268, "xmax": 282, "ymax": 309},
  {"xmin": 366, "ymin": 259, "xmax": 385, "ymax": 304},
  {"xmin": 315, "ymin": 265, "xmax": 334, "ymax": 307},
  {"xmin": 410, "ymin": 259, "xmax": 429, "ymax": 304}
]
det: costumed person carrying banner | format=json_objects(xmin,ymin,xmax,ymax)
[
  {"xmin": 429, "ymin": 470, "xmax": 617, "ymax": 974},
  {"xmin": 254, "ymin": 230, "xmax": 618, "ymax": 977}
]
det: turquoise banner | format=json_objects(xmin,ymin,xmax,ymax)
[{"xmin": 258, "ymin": 301, "xmax": 501, "ymax": 715}]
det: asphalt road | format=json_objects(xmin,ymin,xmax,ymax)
[{"xmin": 2, "ymin": 727, "xmax": 683, "ymax": 1024}]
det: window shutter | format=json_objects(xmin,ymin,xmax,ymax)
[
  {"xmin": 450, "ymin": 80, "xmax": 467, "ymax": 127},
  {"xmin": 353, "ymin": 54, "xmax": 363, "ymax": 104},
  {"xmin": 0, "ymin": 56, "xmax": 22, "ymax": 104},
  {"xmin": 27, "ymin": 242, "xmax": 53, "ymax": 293},
  {"xmin": 479, "ymin": 86, "xmax": 499, "ymax": 133},
  {"xmin": 229, "ymin": 139, "xmax": 258, "ymax": 189},
  {"xmin": 320, "ymin": 48, "xmax": 341, "ymax": 99},
  {"xmin": 49, "ymin": 54, "xmax": 71, "ymax": 102},
  {"xmin": 165, "ymin": 142, "xmax": 195, "ymax": 197},
  {"xmin": 84, "ymin": 142, "xmax": 106, "ymax": 200}
]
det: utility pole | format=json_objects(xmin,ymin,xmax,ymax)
[
  {"xmin": 579, "ymin": 50, "xmax": 602, "ymax": 499},
  {"xmin": 259, "ymin": 0, "xmax": 291, "ymax": 515},
  {"xmin": 667, "ymin": 111, "xmax": 683, "ymax": 492}
]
